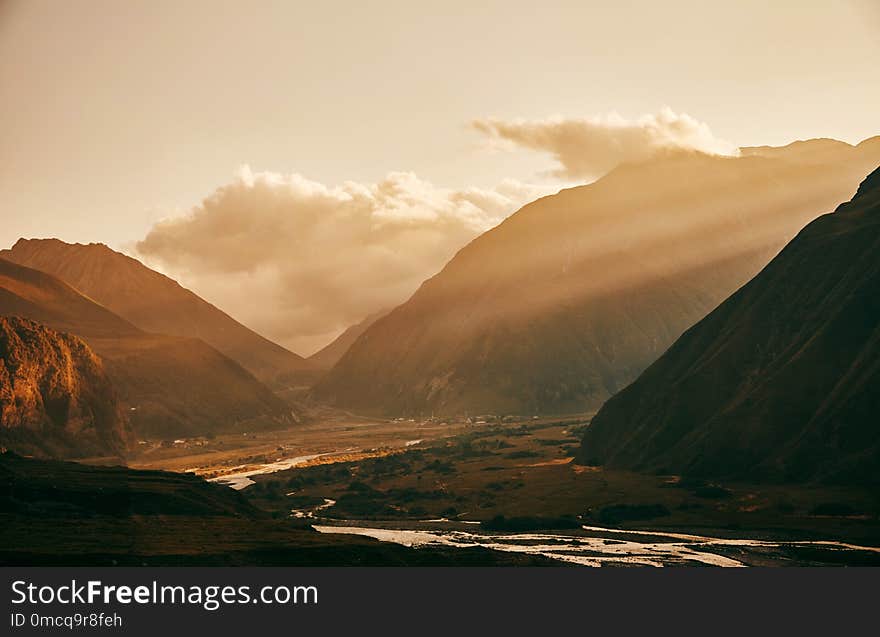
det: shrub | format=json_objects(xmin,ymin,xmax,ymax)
[
  {"xmin": 596, "ymin": 504, "xmax": 670, "ymax": 524},
  {"xmin": 482, "ymin": 515, "xmax": 580, "ymax": 531}
]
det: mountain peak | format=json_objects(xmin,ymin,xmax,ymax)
[
  {"xmin": 13, "ymin": 237, "xmax": 111, "ymax": 250},
  {"xmin": 10, "ymin": 239, "xmax": 121, "ymax": 266}
]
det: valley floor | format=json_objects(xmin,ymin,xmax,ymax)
[
  {"xmin": 5, "ymin": 416, "xmax": 879, "ymax": 566},
  {"xmin": 237, "ymin": 418, "xmax": 880, "ymax": 565}
]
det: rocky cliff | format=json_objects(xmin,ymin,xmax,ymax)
[{"xmin": 0, "ymin": 316, "xmax": 130, "ymax": 458}]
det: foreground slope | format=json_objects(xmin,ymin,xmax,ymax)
[
  {"xmin": 1, "ymin": 239, "xmax": 314, "ymax": 385},
  {"xmin": 0, "ymin": 453, "xmax": 558, "ymax": 566},
  {"xmin": 578, "ymin": 166, "xmax": 880, "ymax": 483},
  {"xmin": 0, "ymin": 258, "xmax": 293, "ymax": 439},
  {"xmin": 314, "ymin": 139, "xmax": 880, "ymax": 417},
  {"xmin": 0, "ymin": 317, "xmax": 130, "ymax": 458}
]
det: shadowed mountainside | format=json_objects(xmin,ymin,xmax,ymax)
[
  {"xmin": 0, "ymin": 258, "xmax": 295, "ymax": 439},
  {"xmin": 1, "ymin": 239, "xmax": 315, "ymax": 386},
  {"xmin": 577, "ymin": 166, "xmax": 880, "ymax": 484},
  {"xmin": 0, "ymin": 317, "xmax": 130, "ymax": 458},
  {"xmin": 313, "ymin": 138, "xmax": 880, "ymax": 417}
]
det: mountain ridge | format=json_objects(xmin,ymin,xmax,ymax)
[
  {"xmin": 1, "ymin": 238, "xmax": 314, "ymax": 385},
  {"xmin": 577, "ymin": 165, "xmax": 880, "ymax": 483},
  {"xmin": 0, "ymin": 258, "xmax": 295, "ymax": 440},
  {"xmin": 313, "ymin": 138, "xmax": 880, "ymax": 417}
]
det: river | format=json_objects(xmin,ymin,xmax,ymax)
[
  {"xmin": 208, "ymin": 453, "xmax": 331, "ymax": 489},
  {"xmin": 312, "ymin": 520, "xmax": 880, "ymax": 567},
  {"xmin": 207, "ymin": 439, "xmax": 428, "ymax": 489}
]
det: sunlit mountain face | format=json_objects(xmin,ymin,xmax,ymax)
[{"xmin": 313, "ymin": 139, "xmax": 880, "ymax": 417}]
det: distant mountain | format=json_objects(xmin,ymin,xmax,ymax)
[
  {"xmin": 308, "ymin": 310, "xmax": 387, "ymax": 369},
  {"xmin": 0, "ymin": 258, "xmax": 294, "ymax": 439},
  {"xmin": 577, "ymin": 166, "xmax": 880, "ymax": 484},
  {"xmin": 1, "ymin": 239, "xmax": 314, "ymax": 385},
  {"xmin": 313, "ymin": 137, "xmax": 880, "ymax": 417},
  {"xmin": 0, "ymin": 316, "xmax": 130, "ymax": 459}
]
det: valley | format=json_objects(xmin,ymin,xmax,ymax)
[
  {"xmin": 2, "ymin": 148, "xmax": 879, "ymax": 568},
  {"xmin": 6, "ymin": 411, "xmax": 878, "ymax": 567},
  {"xmin": 128, "ymin": 414, "xmax": 478, "ymax": 484},
  {"xmin": 222, "ymin": 416, "xmax": 880, "ymax": 566}
]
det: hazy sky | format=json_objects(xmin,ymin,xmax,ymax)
[{"xmin": 1, "ymin": 0, "xmax": 879, "ymax": 352}]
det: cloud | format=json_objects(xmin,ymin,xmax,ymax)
[
  {"xmin": 473, "ymin": 107, "xmax": 738, "ymax": 179},
  {"xmin": 136, "ymin": 167, "xmax": 550, "ymax": 355}
]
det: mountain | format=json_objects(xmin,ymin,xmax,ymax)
[
  {"xmin": 0, "ymin": 316, "xmax": 130, "ymax": 458},
  {"xmin": 0, "ymin": 258, "xmax": 294, "ymax": 439},
  {"xmin": 0, "ymin": 239, "xmax": 314, "ymax": 385},
  {"xmin": 308, "ymin": 310, "xmax": 387, "ymax": 369},
  {"xmin": 313, "ymin": 137, "xmax": 880, "ymax": 417},
  {"xmin": 577, "ymin": 166, "xmax": 880, "ymax": 484}
]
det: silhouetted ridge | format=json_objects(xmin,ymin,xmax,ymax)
[{"xmin": 853, "ymin": 165, "xmax": 880, "ymax": 199}]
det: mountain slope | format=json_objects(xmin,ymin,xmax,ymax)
[
  {"xmin": 577, "ymin": 166, "xmax": 880, "ymax": 484},
  {"xmin": 1, "ymin": 239, "xmax": 314, "ymax": 384},
  {"xmin": 313, "ymin": 138, "xmax": 880, "ymax": 417},
  {"xmin": 308, "ymin": 310, "xmax": 387, "ymax": 369},
  {"xmin": 0, "ymin": 316, "xmax": 130, "ymax": 458},
  {"xmin": 0, "ymin": 258, "xmax": 294, "ymax": 439}
]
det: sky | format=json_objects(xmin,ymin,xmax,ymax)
[{"xmin": 1, "ymin": 0, "xmax": 879, "ymax": 353}]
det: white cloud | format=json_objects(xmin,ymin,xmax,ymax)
[
  {"xmin": 137, "ymin": 168, "xmax": 550, "ymax": 354},
  {"xmin": 473, "ymin": 107, "xmax": 738, "ymax": 179}
]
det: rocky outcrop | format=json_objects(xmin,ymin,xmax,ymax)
[{"xmin": 0, "ymin": 316, "xmax": 130, "ymax": 458}]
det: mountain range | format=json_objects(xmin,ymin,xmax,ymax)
[
  {"xmin": 0, "ymin": 257, "xmax": 294, "ymax": 442},
  {"xmin": 0, "ymin": 239, "xmax": 315, "ymax": 386},
  {"xmin": 577, "ymin": 165, "xmax": 880, "ymax": 484},
  {"xmin": 313, "ymin": 137, "xmax": 880, "ymax": 417}
]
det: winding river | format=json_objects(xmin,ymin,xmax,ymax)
[{"xmin": 312, "ymin": 521, "xmax": 880, "ymax": 567}]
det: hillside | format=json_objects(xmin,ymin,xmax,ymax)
[
  {"xmin": 313, "ymin": 138, "xmax": 880, "ymax": 417},
  {"xmin": 0, "ymin": 258, "xmax": 294, "ymax": 439},
  {"xmin": 1, "ymin": 239, "xmax": 314, "ymax": 385},
  {"xmin": 577, "ymin": 166, "xmax": 880, "ymax": 483},
  {"xmin": 0, "ymin": 317, "xmax": 130, "ymax": 458},
  {"xmin": 0, "ymin": 452, "xmax": 559, "ymax": 566}
]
